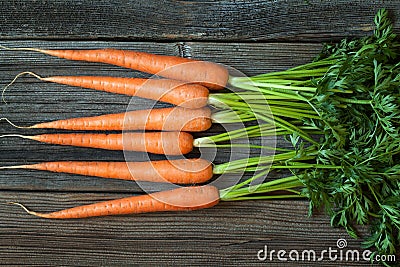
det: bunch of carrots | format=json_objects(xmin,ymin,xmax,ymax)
[
  {"xmin": 1, "ymin": 44, "xmax": 291, "ymax": 218},
  {"xmin": 2, "ymin": 10, "xmax": 398, "ymax": 261}
]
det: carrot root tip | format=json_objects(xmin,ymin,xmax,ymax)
[
  {"xmin": 0, "ymin": 45, "xmax": 44, "ymax": 53},
  {"xmin": 0, "ymin": 134, "xmax": 31, "ymax": 139},
  {"xmin": 0, "ymin": 165, "xmax": 28, "ymax": 170},
  {"xmin": 7, "ymin": 202, "xmax": 42, "ymax": 217},
  {"xmin": 2, "ymin": 71, "xmax": 43, "ymax": 104},
  {"xmin": 0, "ymin": 117, "xmax": 32, "ymax": 129}
]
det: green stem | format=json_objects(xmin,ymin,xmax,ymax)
[
  {"xmin": 223, "ymin": 169, "xmax": 271, "ymax": 193},
  {"xmin": 270, "ymin": 164, "xmax": 341, "ymax": 169},
  {"xmin": 193, "ymin": 123, "xmax": 277, "ymax": 145},
  {"xmin": 239, "ymin": 68, "xmax": 328, "ymax": 80},
  {"xmin": 223, "ymin": 194, "xmax": 305, "ymax": 201},
  {"xmin": 268, "ymin": 115, "xmax": 318, "ymax": 145},
  {"xmin": 211, "ymin": 110, "xmax": 256, "ymax": 124},
  {"xmin": 226, "ymin": 82, "xmax": 310, "ymax": 102},
  {"xmin": 243, "ymin": 82, "xmax": 317, "ymax": 92},
  {"xmin": 214, "ymin": 105, "xmax": 315, "ymax": 143},
  {"xmin": 254, "ymin": 100, "xmax": 314, "ymax": 109},
  {"xmin": 220, "ymin": 175, "xmax": 305, "ymax": 201},
  {"xmin": 334, "ymin": 96, "xmax": 372, "ymax": 104},
  {"xmin": 288, "ymin": 58, "xmax": 337, "ymax": 71},
  {"xmin": 195, "ymin": 143, "xmax": 282, "ymax": 151},
  {"xmin": 213, "ymin": 151, "xmax": 298, "ymax": 174},
  {"xmin": 216, "ymin": 99, "xmax": 317, "ymax": 119},
  {"xmin": 211, "ymin": 92, "xmax": 291, "ymax": 101}
]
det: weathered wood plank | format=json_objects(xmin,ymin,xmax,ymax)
[
  {"xmin": 0, "ymin": 191, "xmax": 373, "ymax": 266},
  {"xmin": 0, "ymin": 1, "xmax": 398, "ymax": 42}
]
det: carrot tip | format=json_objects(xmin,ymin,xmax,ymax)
[
  {"xmin": 0, "ymin": 117, "xmax": 32, "ymax": 129},
  {"xmin": 0, "ymin": 45, "xmax": 44, "ymax": 53},
  {"xmin": 7, "ymin": 201, "xmax": 43, "ymax": 217},
  {"xmin": 2, "ymin": 71, "xmax": 43, "ymax": 104},
  {"xmin": 0, "ymin": 165, "xmax": 28, "ymax": 170},
  {"xmin": 0, "ymin": 134, "xmax": 32, "ymax": 139}
]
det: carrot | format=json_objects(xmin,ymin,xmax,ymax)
[
  {"xmin": 0, "ymin": 46, "xmax": 229, "ymax": 89},
  {"xmin": 37, "ymin": 49, "xmax": 228, "ymax": 89},
  {"xmin": 9, "ymin": 185, "xmax": 220, "ymax": 219},
  {"xmin": 2, "ymin": 107, "xmax": 212, "ymax": 132},
  {"xmin": 6, "ymin": 72, "xmax": 209, "ymax": 108},
  {"xmin": 0, "ymin": 159, "xmax": 213, "ymax": 184},
  {"xmin": 0, "ymin": 132, "xmax": 194, "ymax": 155}
]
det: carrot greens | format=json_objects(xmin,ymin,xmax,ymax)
[{"xmin": 209, "ymin": 9, "xmax": 400, "ymax": 261}]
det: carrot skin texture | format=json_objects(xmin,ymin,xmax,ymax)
[
  {"xmin": 16, "ymin": 159, "xmax": 213, "ymax": 184},
  {"xmin": 38, "ymin": 49, "xmax": 229, "ymax": 90},
  {"xmin": 29, "ymin": 132, "xmax": 194, "ymax": 155},
  {"xmin": 32, "ymin": 107, "xmax": 212, "ymax": 132},
  {"xmin": 23, "ymin": 185, "xmax": 220, "ymax": 219},
  {"xmin": 41, "ymin": 76, "xmax": 209, "ymax": 108}
]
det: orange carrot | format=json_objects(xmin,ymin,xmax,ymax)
[
  {"xmin": 10, "ymin": 185, "xmax": 220, "ymax": 219},
  {"xmin": 43, "ymin": 49, "xmax": 229, "ymax": 90},
  {"xmin": 1, "ymin": 132, "xmax": 193, "ymax": 155},
  {"xmin": 0, "ymin": 159, "xmax": 213, "ymax": 184},
  {"xmin": 4, "ymin": 48, "xmax": 229, "ymax": 89},
  {"xmin": 26, "ymin": 73, "xmax": 209, "ymax": 108},
  {"xmin": 12, "ymin": 107, "xmax": 211, "ymax": 132}
]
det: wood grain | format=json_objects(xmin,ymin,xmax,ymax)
[{"xmin": 0, "ymin": 191, "xmax": 373, "ymax": 266}]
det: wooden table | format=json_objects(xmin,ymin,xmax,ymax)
[{"xmin": 0, "ymin": 1, "xmax": 398, "ymax": 266}]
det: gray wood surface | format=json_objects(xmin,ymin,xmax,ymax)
[
  {"xmin": 0, "ymin": 0, "xmax": 399, "ymax": 41},
  {"xmin": 0, "ymin": 191, "xmax": 370, "ymax": 266},
  {"xmin": 0, "ymin": 1, "xmax": 398, "ymax": 266}
]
